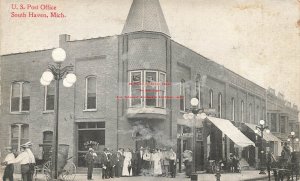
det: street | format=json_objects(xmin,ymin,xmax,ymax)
[{"xmin": 7, "ymin": 171, "xmax": 279, "ymax": 181}]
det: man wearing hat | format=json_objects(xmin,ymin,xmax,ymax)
[
  {"xmin": 5, "ymin": 144, "xmax": 31, "ymax": 181},
  {"xmin": 1, "ymin": 146, "xmax": 15, "ymax": 181},
  {"xmin": 101, "ymin": 148, "xmax": 112, "ymax": 179},
  {"xmin": 24, "ymin": 142, "xmax": 36, "ymax": 181},
  {"xmin": 85, "ymin": 148, "xmax": 97, "ymax": 180}
]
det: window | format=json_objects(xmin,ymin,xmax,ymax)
[
  {"xmin": 42, "ymin": 131, "xmax": 53, "ymax": 160},
  {"xmin": 11, "ymin": 124, "xmax": 29, "ymax": 151},
  {"xmin": 180, "ymin": 79, "xmax": 186, "ymax": 111},
  {"xmin": 85, "ymin": 76, "xmax": 97, "ymax": 110},
  {"xmin": 262, "ymin": 107, "xmax": 265, "ymax": 121},
  {"xmin": 158, "ymin": 72, "xmax": 166, "ymax": 108},
  {"xmin": 280, "ymin": 116, "xmax": 286, "ymax": 133},
  {"xmin": 270, "ymin": 113, "xmax": 277, "ymax": 132},
  {"xmin": 78, "ymin": 122, "xmax": 105, "ymax": 167},
  {"xmin": 128, "ymin": 70, "xmax": 166, "ymax": 108},
  {"xmin": 145, "ymin": 71, "xmax": 157, "ymax": 107},
  {"xmin": 256, "ymin": 106, "xmax": 260, "ymax": 123},
  {"xmin": 249, "ymin": 103, "xmax": 252, "ymax": 123},
  {"xmin": 195, "ymin": 75, "xmax": 201, "ymax": 108},
  {"xmin": 218, "ymin": 93, "xmax": 222, "ymax": 118},
  {"xmin": 241, "ymin": 101, "xmax": 244, "ymax": 122},
  {"xmin": 44, "ymin": 84, "xmax": 54, "ymax": 111},
  {"xmin": 232, "ymin": 98, "xmax": 235, "ymax": 121},
  {"xmin": 11, "ymin": 82, "xmax": 30, "ymax": 112},
  {"xmin": 209, "ymin": 89, "xmax": 213, "ymax": 108}
]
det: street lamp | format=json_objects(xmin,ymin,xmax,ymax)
[
  {"xmin": 183, "ymin": 98, "xmax": 207, "ymax": 179},
  {"xmin": 288, "ymin": 131, "xmax": 299, "ymax": 152},
  {"xmin": 40, "ymin": 48, "xmax": 76, "ymax": 179},
  {"xmin": 255, "ymin": 119, "xmax": 270, "ymax": 174}
]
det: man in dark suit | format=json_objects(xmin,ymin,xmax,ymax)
[
  {"xmin": 85, "ymin": 148, "xmax": 96, "ymax": 180},
  {"xmin": 101, "ymin": 148, "xmax": 110, "ymax": 179},
  {"xmin": 136, "ymin": 146, "xmax": 144, "ymax": 175}
]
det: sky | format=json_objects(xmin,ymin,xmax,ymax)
[{"xmin": 1, "ymin": 0, "xmax": 300, "ymax": 109}]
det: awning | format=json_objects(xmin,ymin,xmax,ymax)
[
  {"xmin": 244, "ymin": 123, "xmax": 282, "ymax": 142},
  {"xmin": 207, "ymin": 116, "xmax": 255, "ymax": 148}
]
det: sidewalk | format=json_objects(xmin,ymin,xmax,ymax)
[{"xmin": 8, "ymin": 170, "xmax": 276, "ymax": 181}]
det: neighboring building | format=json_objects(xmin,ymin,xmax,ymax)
[
  {"xmin": 267, "ymin": 88, "xmax": 300, "ymax": 153},
  {"xmin": 0, "ymin": 0, "xmax": 299, "ymax": 170}
]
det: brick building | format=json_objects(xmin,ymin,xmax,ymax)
[{"xmin": 0, "ymin": 0, "xmax": 299, "ymax": 170}]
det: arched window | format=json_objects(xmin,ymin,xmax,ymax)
[
  {"xmin": 209, "ymin": 89, "xmax": 213, "ymax": 108},
  {"xmin": 85, "ymin": 76, "xmax": 97, "ymax": 110},
  {"xmin": 232, "ymin": 98, "xmax": 235, "ymax": 121},
  {"xmin": 218, "ymin": 93, "xmax": 222, "ymax": 118},
  {"xmin": 241, "ymin": 101, "xmax": 244, "ymax": 122},
  {"xmin": 180, "ymin": 79, "xmax": 186, "ymax": 111},
  {"xmin": 256, "ymin": 105, "xmax": 260, "ymax": 123},
  {"xmin": 11, "ymin": 81, "xmax": 30, "ymax": 112},
  {"xmin": 195, "ymin": 75, "xmax": 201, "ymax": 108}
]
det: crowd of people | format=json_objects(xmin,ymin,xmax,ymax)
[
  {"xmin": 1, "ymin": 142, "xmax": 35, "ymax": 181},
  {"xmin": 85, "ymin": 147, "xmax": 177, "ymax": 180}
]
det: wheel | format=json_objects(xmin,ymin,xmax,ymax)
[
  {"xmin": 60, "ymin": 161, "xmax": 76, "ymax": 181},
  {"xmin": 42, "ymin": 161, "xmax": 52, "ymax": 181}
]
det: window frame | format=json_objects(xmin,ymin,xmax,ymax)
[
  {"xmin": 43, "ymin": 84, "xmax": 55, "ymax": 113},
  {"xmin": 10, "ymin": 81, "xmax": 30, "ymax": 113},
  {"xmin": 128, "ymin": 70, "xmax": 167, "ymax": 109},
  {"xmin": 231, "ymin": 98, "xmax": 235, "ymax": 121},
  {"xmin": 10, "ymin": 124, "xmax": 29, "ymax": 151},
  {"xmin": 241, "ymin": 101, "xmax": 244, "ymax": 122},
  {"xmin": 180, "ymin": 79, "xmax": 186, "ymax": 111},
  {"xmin": 218, "ymin": 93, "xmax": 222, "ymax": 118},
  {"xmin": 84, "ymin": 75, "xmax": 97, "ymax": 111},
  {"xmin": 209, "ymin": 89, "xmax": 213, "ymax": 108}
]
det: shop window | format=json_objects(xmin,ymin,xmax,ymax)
[
  {"xmin": 11, "ymin": 124, "xmax": 29, "ymax": 151},
  {"xmin": 11, "ymin": 81, "xmax": 30, "ymax": 112},
  {"xmin": 85, "ymin": 76, "xmax": 97, "ymax": 110},
  {"xmin": 44, "ymin": 84, "xmax": 54, "ymax": 111},
  {"xmin": 78, "ymin": 122, "xmax": 105, "ymax": 167}
]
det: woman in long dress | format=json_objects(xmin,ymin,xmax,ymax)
[
  {"xmin": 152, "ymin": 149, "xmax": 162, "ymax": 176},
  {"xmin": 122, "ymin": 148, "xmax": 132, "ymax": 176}
]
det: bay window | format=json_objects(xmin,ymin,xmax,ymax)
[{"xmin": 129, "ymin": 70, "xmax": 166, "ymax": 108}]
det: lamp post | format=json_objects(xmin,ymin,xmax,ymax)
[
  {"xmin": 287, "ymin": 131, "xmax": 299, "ymax": 152},
  {"xmin": 183, "ymin": 98, "xmax": 207, "ymax": 180},
  {"xmin": 40, "ymin": 48, "xmax": 76, "ymax": 179},
  {"xmin": 254, "ymin": 119, "xmax": 270, "ymax": 175}
]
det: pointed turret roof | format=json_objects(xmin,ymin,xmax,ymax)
[{"xmin": 122, "ymin": 0, "xmax": 170, "ymax": 37}]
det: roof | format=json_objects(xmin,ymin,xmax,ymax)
[{"xmin": 122, "ymin": 0, "xmax": 170, "ymax": 36}]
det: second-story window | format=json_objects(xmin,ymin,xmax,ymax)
[
  {"xmin": 241, "ymin": 101, "xmax": 244, "ymax": 122},
  {"xmin": 209, "ymin": 89, "xmax": 213, "ymax": 108},
  {"xmin": 11, "ymin": 81, "xmax": 30, "ymax": 113},
  {"xmin": 218, "ymin": 93, "xmax": 222, "ymax": 118},
  {"xmin": 180, "ymin": 79, "xmax": 186, "ymax": 111},
  {"xmin": 44, "ymin": 84, "xmax": 54, "ymax": 111},
  {"xmin": 85, "ymin": 76, "xmax": 97, "ymax": 110},
  {"xmin": 232, "ymin": 98, "xmax": 235, "ymax": 121}
]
